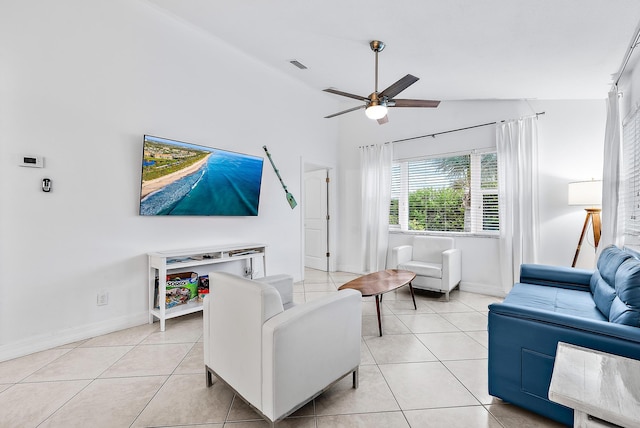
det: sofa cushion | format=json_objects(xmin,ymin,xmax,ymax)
[
  {"xmin": 595, "ymin": 245, "xmax": 631, "ymax": 289},
  {"xmin": 590, "ymin": 271, "xmax": 617, "ymax": 318},
  {"xmin": 608, "ymin": 258, "xmax": 640, "ymax": 326},
  {"xmin": 610, "ymin": 297, "xmax": 640, "ymax": 326},
  {"xmin": 615, "ymin": 259, "xmax": 640, "ymax": 306},
  {"xmin": 504, "ymin": 283, "xmax": 606, "ymax": 321},
  {"xmin": 398, "ymin": 261, "xmax": 442, "ymax": 278}
]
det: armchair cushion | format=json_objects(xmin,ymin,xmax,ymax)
[
  {"xmin": 398, "ymin": 260, "xmax": 442, "ymax": 278},
  {"xmin": 413, "ymin": 236, "xmax": 456, "ymax": 262},
  {"xmin": 256, "ymin": 274, "xmax": 294, "ymax": 309}
]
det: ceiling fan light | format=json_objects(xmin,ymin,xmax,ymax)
[{"xmin": 365, "ymin": 104, "xmax": 388, "ymax": 120}]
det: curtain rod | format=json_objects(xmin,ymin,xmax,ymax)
[
  {"xmin": 390, "ymin": 111, "xmax": 545, "ymax": 145},
  {"xmin": 615, "ymin": 20, "xmax": 640, "ymax": 86}
]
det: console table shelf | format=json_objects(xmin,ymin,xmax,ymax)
[{"xmin": 148, "ymin": 243, "xmax": 266, "ymax": 331}]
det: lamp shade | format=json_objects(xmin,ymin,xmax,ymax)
[
  {"xmin": 568, "ymin": 180, "xmax": 602, "ymax": 206},
  {"xmin": 365, "ymin": 104, "xmax": 388, "ymax": 120}
]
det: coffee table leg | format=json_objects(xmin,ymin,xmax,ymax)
[
  {"xmin": 409, "ymin": 282, "xmax": 417, "ymax": 310},
  {"xmin": 375, "ymin": 295, "xmax": 383, "ymax": 336}
]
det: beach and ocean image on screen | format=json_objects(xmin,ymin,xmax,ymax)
[{"xmin": 140, "ymin": 136, "xmax": 263, "ymax": 216}]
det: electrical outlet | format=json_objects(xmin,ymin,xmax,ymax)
[{"xmin": 97, "ymin": 290, "xmax": 109, "ymax": 306}]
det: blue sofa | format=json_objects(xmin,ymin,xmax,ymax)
[{"xmin": 488, "ymin": 245, "xmax": 640, "ymax": 426}]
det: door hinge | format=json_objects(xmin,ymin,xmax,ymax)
[
  {"xmin": 326, "ymin": 214, "xmax": 330, "ymax": 220},
  {"xmin": 326, "ymin": 252, "xmax": 330, "ymax": 257},
  {"xmin": 325, "ymin": 177, "xmax": 330, "ymax": 183}
]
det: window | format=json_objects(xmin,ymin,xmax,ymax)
[
  {"xmin": 390, "ymin": 151, "xmax": 499, "ymax": 233},
  {"xmin": 623, "ymin": 106, "xmax": 640, "ymax": 242}
]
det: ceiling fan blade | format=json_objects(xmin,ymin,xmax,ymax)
[
  {"xmin": 323, "ymin": 88, "xmax": 369, "ymax": 102},
  {"xmin": 379, "ymin": 74, "xmax": 419, "ymax": 99},
  {"xmin": 377, "ymin": 115, "xmax": 389, "ymax": 125},
  {"xmin": 324, "ymin": 105, "xmax": 365, "ymax": 119},
  {"xmin": 391, "ymin": 99, "xmax": 441, "ymax": 108}
]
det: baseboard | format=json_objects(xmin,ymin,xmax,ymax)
[
  {"xmin": 335, "ymin": 263, "xmax": 364, "ymax": 275},
  {"xmin": 0, "ymin": 311, "xmax": 149, "ymax": 362},
  {"xmin": 459, "ymin": 281, "xmax": 506, "ymax": 298}
]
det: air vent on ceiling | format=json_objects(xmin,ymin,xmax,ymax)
[{"xmin": 289, "ymin": 60, "xmax": 308, "ymax": 70}]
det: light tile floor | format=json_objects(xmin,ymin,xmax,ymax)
[{"xmin": 0, "ymin": 269, "xmax": 566, "ymax": 428}]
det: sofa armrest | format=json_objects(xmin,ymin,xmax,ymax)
[
  {"xmin": 392, "ymin": 245, "xmax": 413, "ymax": 267},
  {"xmin": 489, "ymin": 302, "xmax": 640, "ymax": 344},
  {"xmin": 519, "ymin": 264, "xmax": 593, "ymax": 291},
  {"xmin": 261, "ymin": 289, "xmax": 362, "ymax": 420},
  {"xmin": 442, "ymin": 248, "xmax": 461, "ymax": 287}
]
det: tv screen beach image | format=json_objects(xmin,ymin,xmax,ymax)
[{"xmin": 139, "ymin": 136, "xmax": 264, "ymax": 216}]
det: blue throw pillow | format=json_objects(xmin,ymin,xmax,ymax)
[
  {"xmin": 608, "ymin": 258, "xmax": 640, "ymax": 326},
  {"xmin": 615, "ymin": 258, "xmax": 640, "ymax": 308},
  {"xmin": 590, "ymin": 271, "xmax": 616, "ymax": 318},
  {"xmin": 609, "ymin": 296, "xmax": 640, "ymax": 326},
  {"xmin": 596, "ymin": 245, "xmax": 631, "ymax": 290}
]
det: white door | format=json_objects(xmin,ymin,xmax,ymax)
[{"xmin": 304, "ymin": 169, "xmax": 328, "ymax": 270}]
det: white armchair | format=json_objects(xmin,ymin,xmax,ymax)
[
  {"xmin": 392, "ymin": 236, "xmax": 461, "ymax": 300},
  {"xmin": 203, "ymin": 272, "xmax": 362, "ymax": 426}
]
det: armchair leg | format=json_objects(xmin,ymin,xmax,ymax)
[
  {"xmin": 375, "ymin": 295, "xmax": 383, "ymax": 337},
  {"xmin": 408, "ymin": 282, "xmax": 417, "ymax": 310},
  {"xmin": 352, "ymin": 367, "xmax": 359, "ymax": 389},
  {"xmin": 205, "ymin": 366, "xmax": 214, "ymax": 387}
]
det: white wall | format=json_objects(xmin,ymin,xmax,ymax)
[
  {"xmin": 337, "ymin": 99, "xmax": 606, "ymax": 296},
  {"xmin": 0, "ymin": 0, "xmax": 339, "ymax": 360},
  {"xmin": 532, "ymin": 100, "xmax": 606, "ymax": 269}
]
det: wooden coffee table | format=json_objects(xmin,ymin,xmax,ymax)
[{"xmin": 339, "ymin": 269, "xmax": 417, "ymax": 336}]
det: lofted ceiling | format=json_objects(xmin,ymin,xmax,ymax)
[{"xmin": 147, "ymin": 0, "xmax": 640, "ymax": 103}]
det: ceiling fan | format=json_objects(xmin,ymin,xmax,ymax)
[{"xmin": 323, "ymin": 40, "xmax": 440, "ymax": 125}]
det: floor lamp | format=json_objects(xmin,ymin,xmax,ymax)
[{"xmin": 568, "ymin": 180, "xmax": 602, "ymax": 267}]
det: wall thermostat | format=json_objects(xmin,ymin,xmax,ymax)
[{"xmin": 19, "ymin": 155, "xmax": 44, "ymax": 168}]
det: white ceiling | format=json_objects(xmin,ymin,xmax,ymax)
[{"xmin": 147, "ymin": 0, "xmax": 640, "ymax": 102}]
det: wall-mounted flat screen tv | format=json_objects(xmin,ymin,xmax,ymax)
[{"xmin": 139, "ymin": 135, "xmax": 263, "ymax": 216}]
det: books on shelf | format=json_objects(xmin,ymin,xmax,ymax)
[
  {"xmin": 155, "ymin": 271, "xmax": 199, "ymax": 309},
  {"xmin": 198, "ymin": 275, "xmax": 209, "ymax": 301},
  {"xmin": 227, "ymin": 248, "xmax": 260, "ymax": 257},
  {"xmin": 166, "ymin": 253, "xmax": 222, "ymax": 264}
]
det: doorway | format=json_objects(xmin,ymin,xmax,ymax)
[{"xmin": 304, "ymin": 167, "xmax": 330, "ymax": 271}]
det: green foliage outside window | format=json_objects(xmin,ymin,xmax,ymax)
[
  {"xmin": 390, "ymin": 199, "xmax": 399, "ymax": 225},
  {"xmin": 408, "ymin": 187, "xmax": 466, "ymax": 231}
]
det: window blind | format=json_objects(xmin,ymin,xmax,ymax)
[
  {"xmin": 390, "ymin": 164, "xmax": 401, "ymax": 227},
  {"xmin": 623, "ymin": 106, "xmax": 640, "ymax": 240},
  {"xmin": 474, "ymin": 152, "xmax": 499, "ymax": 232},
  {"xmin": 390, "ymin": 151, "xmax": 499, "ymax": 233}
]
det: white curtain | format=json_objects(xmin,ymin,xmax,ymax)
[
  {"xmin": 599, "ymin": 88, "xmax": 624, "ymax": 253},
  {"xmin": 496, "ymin": 117, "xmax": 539, "ymax": 292},
  {"xmin": 360, "ymin": 143, "xmax": 393, "ymax": 273}
]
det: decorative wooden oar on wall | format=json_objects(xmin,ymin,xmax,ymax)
[{"xmin": 263, "ymin": 145, "xmax": 297, "ymax": 209}]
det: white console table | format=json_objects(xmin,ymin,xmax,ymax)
[
  {"xmin": 549, "ymin": 342, "xmax": 640, "ymax": 428},
  {"xmin": 148, "ymin": 243, "xmax": 266, "ymax": 331}
]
